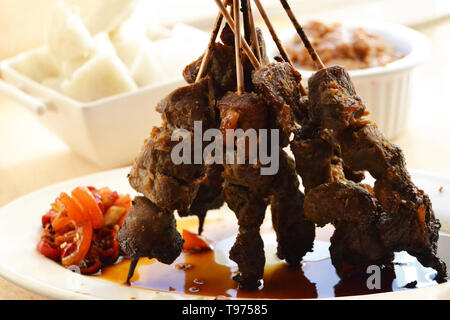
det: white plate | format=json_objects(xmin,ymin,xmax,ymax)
[{"xmin": 0, "ymin": 167, "xmax": 449, "ymax": 300}]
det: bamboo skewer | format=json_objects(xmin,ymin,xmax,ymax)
[
  {"xmin": 247, "ymin": 0, "xmax": 262, "ymax": 63},
  {"xmin": 196, "ymin": 11, "xmax": 225, "ymax": 82},
  {"xmin": 126, "ymin": 257, "xmax": 138, "ymax": 285},
  {"xmin": 241, "ymin": 0, "xmax": 251, "ymax": 44},
  {"xmin": 252, "ymin": 0, "xmax": 292, "ymax": 65},
  {"xmin": 213, "ymin": 0, "xmax": 260, "ymax": 69},
  {"xmin": 233, "ymin": 0, "xmax": 244, "ymax": 94},
  {"xmin": 279, "ymin": 0, "xmax": 326, "ymax": 70}
]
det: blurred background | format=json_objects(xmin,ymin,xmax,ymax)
[
  {"xmin": 1, "ymin": 0, "xmax": 450, "ymax": 298},
  {"xmin": 1, "ymin": 0, "xmax": 449, "ymax": 61}
]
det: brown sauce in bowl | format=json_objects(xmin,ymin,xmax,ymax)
[
  {"xmin": 96, "ymin": 215, "xmax": 443, "ymax": 299},
  {"xmin": 286, "ymin": 21, "xmax": 402, "ymax": 71}
]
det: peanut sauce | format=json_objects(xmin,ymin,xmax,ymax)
[
  {"xmin": 286, "ymin": 21, "xmax": 402, "ymax": 71},
  {"xmin": 97, "ymin": 215, "xmax": 442, "ymax": 299}
]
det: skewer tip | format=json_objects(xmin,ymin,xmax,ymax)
[{"xmin": 126, "ymin": 257, "xmax": 139, "ymax": 285}]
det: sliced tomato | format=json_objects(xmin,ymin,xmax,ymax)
[
  {"xmin": 38, "ymin": 187, "xmax": 132, "ymax": 269},
  {"xmin": 61, "ymin": 219, "xmax": 93, "ymax": 267},
  {"xmin": 51, "ymin": 214, "xmax": 75, "ymax": 234},
  {"xmin": 53, "ymin": 230, "xmax": 77, "ymax": 246},
  {"xmin": 58, "ymin": 192, "xmax": 88, "ymax": 223},
  {"xmin": 93, "ymin": 228, "xmax": 119, "ymax": 266},
  {"xmin": 72, "ymin": 187, "xmax": 104, "ymax": 229},
  {"xmin": 182, "ymin": 229, "xmax": 212, "ymax": 252},
  {"xmin": 37, "ymin": 237, "xmax": 61, "ymax": 261}
]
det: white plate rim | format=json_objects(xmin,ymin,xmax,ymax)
[{"xmin": 0, "ymin": 167, "xmax": 449, "ymax": 300}]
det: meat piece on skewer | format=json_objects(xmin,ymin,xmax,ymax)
[
  {"xmin": 117, "ymin": 196, "xmax": 183, "ymax": 284},
  {"xmin": 304, "ymin": 180, "xmax": 393, "ymax": 274},
  {"xmin": 219, "ymin": 91, "xmax": 269, "ymax": 132},
  {"xmin": 252, "ymin": 62, "xmax": 303, "ymax": 135},
  {"xmin": 270, "ymin": 151, "xmax": 315, "ymax": 267},
  {"xmin": 307, "ymin": 66, "xmax": 366, "ymax": 134},
  {"xmin": 290, "ymin": 123, "xmax": 336, "ymax": 192},
  {"xmin": 129, "ymin": 125, "xmax": 203, "ymax": 211},
  {"xmin": 184, "ymin": 42, "xmax": 237, "ymax": 96},
  {"xmin": 223, "ymin": 159, "xmax": 273, "ymax": 288},
  {"xmin": 223, "ymin": 150, "xmax": 316, "ymax": 286},
  {"xmin": 178, "ymin": 164, "xmax": 224, "ymax": 234},
  {"xmin": 185, "ymin": 23, "xmax": 269, "ymax": 97},
  {"xmin": 220, "ymin": 22, "xmax": 235, "ymax": 47},
  {"xmin": 156, "ymin": 77, "xmax": 218, "ymax": 131},
  {"xmin": 291, "ymin": 124, "xmax": 391, "ymax": 273}
]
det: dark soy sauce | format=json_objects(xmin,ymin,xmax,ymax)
[{"xmin": 98, "ymin": 217, "xmax": 444, "ymax": 299}]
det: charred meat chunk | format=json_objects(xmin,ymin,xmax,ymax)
[
  {"xmin": 218, "ymin": 91, "xmax": 269, "ymax": 132},
  {"xmin": 252, "ymin": 62, "xmax": 303, "ymax": 134},
  {"xmin": 304, "ymin": 180, "xmax": 393, "ymax": 271},
  {"xmin": 270, "ymin": 152, "xmax": 315, "ymax": 266},
  {"xmin": 118, "ymin": 196, "xmax": 183, "ymax": 284},
  {"xmin": 223, "ymin": 180, "xmax": 268, "ymax": 289},
  {"xmin": 183, "ymin": 42, "xmax": 237, "ymax": 96},
  {"xmin": 156, "ymin": 77, "xmax": 218, "ymax": 131},
  {"xmin": 308, "ymin": 65, "xmax": 366, "ymax": 134},
  {"xmin": 291, "ymin": 128, "xmax": 334, "ymax": 192},
  {"xmin": 178, "ymin": 164, "xmax": 224, "ymax": 234},
  {"xmin": 129, "ymin": 126, "xmax": 203, "ymax": 211}
]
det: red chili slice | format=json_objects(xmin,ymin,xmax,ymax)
[
  {"xmin": 79, "ymin": 248, "xmax": 102, "ymax": 275},
  {"xmin": 182, "ymin": 229, "xmax": 212, "ymax": 252},
  {"xmin": 41, "ymin": 210, "xmax": 59, "ymax": 228},
  {"xmin": 93, "ymin": 228, "xmax": 120, "ymax": 266},
  {"xmin": 37, "ymin": 237, "xmax": 61, "ymax": 261}
]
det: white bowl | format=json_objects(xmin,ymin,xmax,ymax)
[
  {"xmin": 279, "ymin": 21, "xmax": 431, "ymax": 139},
  {"xmin": 0, "ymin": 49, "xmax": 186, "ymax": 169}
]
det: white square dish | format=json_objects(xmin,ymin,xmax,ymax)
[{"xmin": 0, "ymin": 53, "xmax": 185, "ymax": 168}]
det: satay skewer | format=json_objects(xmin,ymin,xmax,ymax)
[
  {"xmin": 247, "ymin": 0, "xmax": 262, "ymax": 62},
  {"xmin": 233, "ymin": 0, "xmax": 245, "ymax": 94},
  {"xmin": 213, "ymin": 0, "xmax": 261, "ymax": 69},
  {"xmin": 252, "ymin": 0, "xmax": 291, "ymax": 65},
  {"xmin": 126, "ymin": 257, "xmax": 138, "ymax": 285},
  {"xmin": 279, "ymin": 0, "xmax": 326, "ymax": 70},
  {"xmin": 196, "ymin": 12, "xmax": 224, "ymax": 82},
  {"xmin": 241, "ymin": 0, "xmax": 251, "ymax": 43}
]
